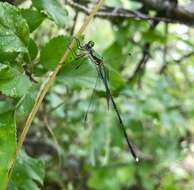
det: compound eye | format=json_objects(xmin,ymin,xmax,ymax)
[{"xmin": 89, "ymin": 41, "xmax": 94, "ymax": 48}]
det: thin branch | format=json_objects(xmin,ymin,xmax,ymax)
[
  {"xmin": 137, "ymin": 0, "xmax": 194, "ymax": 26},
  {"xmin": 175, "ymin": 51, "xmax": 194, "ymax": 63},
  {"xmin": 23, "ymin": 66, "xmax": 38, "ymax": 83},
  {"xmin": 67, "ymin": 0, "xmax": 194, "ymax": 26},
  {"xmin": 159, "ymin": 51, "xmax": 194, "ymax": 74},
  {"xmin": 43, "ymin": 116, "xmax": 62, "ymax": 168},
  {"xmin": 162, "ymin": 23, "xmax": 169, "ymax": 70},
  {"xmin": 67, "ymin": 0, "xmax": 171, "ymax": 23},
  {"xmin": 70, "ymin": 11, "xmax": 79, "ymax": 35},
  {"xmin": 128, "ymin": 43, "xmax": 150, "ymax": 84},
  {"xmin": 128, "ymin": 21, "xmax": 159, "ymax": 84}
]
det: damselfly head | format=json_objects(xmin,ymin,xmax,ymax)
[{"xmin": 86, "ymin": 41, "xmax": 95, "ymax": 49}]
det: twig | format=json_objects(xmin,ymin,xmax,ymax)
[
  {"xmin": 43, "ymin": 116, "xmax": 62, "ymax": 168},
  {"xmin": 128, "ymin": 43, "xmax": 150, "ymax": 84},
  {"xmin": 128, "ymin": 21, "xmax": 159, "ymax": 85},
  {"xmin": 67, "ymin": 0, "xmax": 174, "ymax": 23},
  {"xmin": 70, "ymin": 11, "xmax": 78, "ymax": 35},
  {"xmin": 49, "ymin": 101, "xmax": 66, "ymax": 113},
  {"xmin": 132, "ymin": 0, "xmax": 194, "ymax": 26},
  {"xmin": 159, "ymin": 51, "xmax": 194, "ymax": 73},
  {"xmin": 24, "ymin": 68, "xmax": 38, "ymax": 83},
  {"xmin": 175, "ymin": 51, "xmax": 194, "ymax": 63},
  {"xmin": 163, "ymin": 23, "xmax": 168, "ymax": 68}
]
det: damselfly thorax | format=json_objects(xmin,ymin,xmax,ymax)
[{"xmin": 82, "ymin": 41, "xmax": 103, "ymax": 66}]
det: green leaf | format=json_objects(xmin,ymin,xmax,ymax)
[
  {"xmin": 0, "ymin": 64, "xmax": 16, "ymax": 80},
  {"xmin": 142, "ymin": 30, "xmax": 167, "ymax": 44},
  {"xmin": 88, "ymin": 168, "xmax": 120, "ymax": 190},
  {"xmin": 24, "ymin": 38, "xmax": 38, "ymax": 62},
  {"xmin": 17, "ymin": 85, "xmax": 38, "ymax": 117},
  {"xmin": 21, "ymin": 8, "xmax": 45, "ymax": 32},
  {"xmin": 32, "ymin": 0, "xmax": 67, "ymax": 27},
  {"xmin": 0, "ymin": 100, "xmax": 14, "ymax": 114},
  {"xmin": 28, "ymin": 38, "xmax": 38, "ymax": 61},
  {"xmin": 88, "ymin": 165, "xmax": 135, "ymax": 190},
  {"xmin": 0, "ymin": 2, "xmax": 29, "ymax": 57},
  {"xmin": 9, "ymin": 151, "xmax": 45, "ymax": 190},
  {"xmin": 106, "ymin": 65, "xmax": 125, "ymax": 91},
  {"xmin": 103, "ymin": 42, "xmax": 125, "ymax": 70},
  {"xmin": 58, "ymin": 59, "xmax": 97, "ymax": 89},
  {"xmin": 0, "ymin": 111, "xmax": 16, "ymax": 190},
  {"xmin": 0, "ymin": 63, "xmax": 32, "ymax": 98},
  {"xmin": 40, "ymin": 35, "xmax": 72, "ymax": 70}
]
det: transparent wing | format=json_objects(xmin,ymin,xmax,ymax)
[{"xmin": 84, "ymin": 75, "xmax": 99, "ymax": 122}]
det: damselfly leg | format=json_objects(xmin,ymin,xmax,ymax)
[
  {"xmin": 73, "ymin": 36, "xmax": 85, "ymax": 50},
  {"xmin": 66, "ymin": 45, "xmax": 87, "ymax": 70}
]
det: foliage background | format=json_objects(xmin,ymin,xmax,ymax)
[{"xmin": 0, "ymin": 0, "xmax": 194, "ymax": 189}]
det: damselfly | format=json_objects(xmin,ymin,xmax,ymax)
[{"xmin": 71, "ymin": 38, "xmax": 139, "ymax": 162}]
